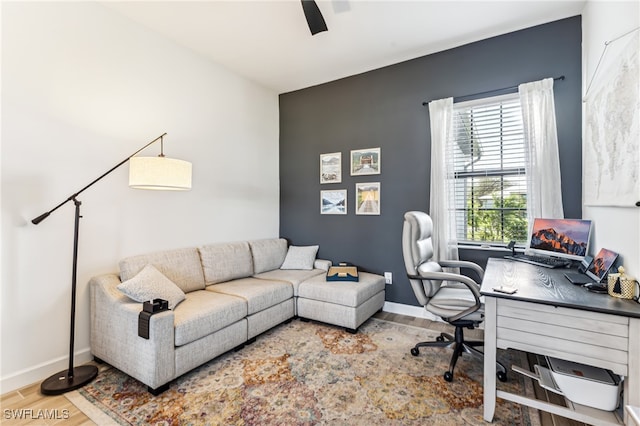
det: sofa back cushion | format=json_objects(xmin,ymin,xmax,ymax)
[
  {"xmin": 249, "ymin": 238, "xmax": 288, "ymax": 274},
  {"xmin": 119, "ymin": 247, "xmax": 206, "ymax": 293},
  {"xmin": 199, "ymin": 241, "xmax": 253, "ymax": 284}
]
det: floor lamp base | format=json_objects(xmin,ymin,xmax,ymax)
[{"xmin": 40, "ymin": 365, "xmax": 98, "ymax": 395}]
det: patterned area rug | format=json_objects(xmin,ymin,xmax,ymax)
[{"xmin": 67, "ymin": 318, "xmax": 539, "ymax": 425}]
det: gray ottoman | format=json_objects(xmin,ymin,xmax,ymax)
[{"xmin": 297, "ymin": 272, "xmax": 385, "ymax": 333}]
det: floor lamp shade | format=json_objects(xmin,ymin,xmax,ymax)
[{"xmin": 129, "ymin": 156, "xmax": 192, "ymax": 190}]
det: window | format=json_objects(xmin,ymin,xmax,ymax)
[{"xmin": 450, "ymin": 94, "xmax": 528, "ymax": 244}]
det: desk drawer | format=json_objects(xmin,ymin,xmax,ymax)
[{"xmin": 495, "ymin": 298, "xmax": 629, "ymax": 376}]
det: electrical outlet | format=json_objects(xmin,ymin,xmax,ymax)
[{"xmin": 384, "ymin": 272, "xmax": 392, "ymax": 285}]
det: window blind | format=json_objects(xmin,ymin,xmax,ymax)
[{"xmin": 449, "ymin": 93, "xmax": 528, "ymax": 243}]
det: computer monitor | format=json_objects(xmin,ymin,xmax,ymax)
[
  {"xmin": 586, "ymin": 248, "xmax": 618, "ymax": 283},
  {"xmin": 526, "ymin": 218, "xmax": 592, "ymax": 261}
]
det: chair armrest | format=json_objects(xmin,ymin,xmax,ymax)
[
  {"xmin": 438, "ymin": 260, "xmax": 484, "ymax": 281},
  {"xmin": 407, "ymin": 270, "xmax": 481, "ymax": 322},
  {"xmin": 89, "ymin": 273, "xmax": 176, "ymax": 389}
]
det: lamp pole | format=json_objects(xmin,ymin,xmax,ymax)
[
  {"xmin": 39, "ymin": 198, "xmax": 98, "ymax": 395},
  {"xmin": 32, "ymin": 133, "xmax": 167, "ymax": 395}
]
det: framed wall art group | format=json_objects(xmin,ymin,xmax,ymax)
[{"xmin": 320, "ymin": 148, "xmax": 381, "ymax": 215}]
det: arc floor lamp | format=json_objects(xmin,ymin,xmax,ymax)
[{"xmin": 32, "ymin": 133, "xmax": 192, "ymax": 395}]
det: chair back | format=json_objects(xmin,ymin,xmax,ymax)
[{"xmin": 402, "ymin": 211, "xmax": 444, "ymax": 304}]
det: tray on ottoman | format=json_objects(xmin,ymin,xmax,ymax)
[{"xmin": 326, "ymin": 265, "xmax": 359, "ymax": 282}]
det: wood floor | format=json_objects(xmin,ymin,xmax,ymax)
[
  {"xmin": 0, "ymin": 381, "xmax": 94, "ymax": 425},
  {"xmin": 1, "ymin": 312, "xmax": 584, "ymax": 425}
]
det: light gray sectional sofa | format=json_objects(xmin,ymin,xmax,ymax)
[{"xmin": 89, "ymin": 238, "xmax": 385, "ymax": 394}]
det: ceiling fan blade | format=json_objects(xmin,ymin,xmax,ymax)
[{"xmin": 301, "ymin": 0, "xmax": 328, "ymax": 35}]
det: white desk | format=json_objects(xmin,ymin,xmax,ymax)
[{"xmin": 481, "ymin": 258, "xmax": 640, "ymax": 425}]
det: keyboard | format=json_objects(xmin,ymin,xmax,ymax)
[{"xmin": 504, "ymin": 254, "xmax": 570, "ymax": 269}]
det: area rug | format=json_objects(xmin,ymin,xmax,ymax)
[{"xmin": 67, "ymin": 318, "xmax": 539, "ymax": 425}]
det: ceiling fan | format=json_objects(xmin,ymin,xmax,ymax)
[{"xmin": 301, "ymin": 0, "xmax": 328, "ymax": 35}]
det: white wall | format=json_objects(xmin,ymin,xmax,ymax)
[
  {"xmin": 582, "ymin": 1, "xmax": 640, "ymax": 277},
  {"xmin": 0, "ymin": 2, "xmax": 279, "ymax": 392}
]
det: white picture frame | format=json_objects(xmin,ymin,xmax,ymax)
[
  {"xmin": 350, "ymin": 148, "xmax": 380, "ymax": 176},
  {"xmin": 320, "ymin": 152, "xmax": 342, "ymax": 184},
  {"xmin": 321, "ymin": 189, "xmax": 347, "ymax": 215},
  {"xmin": 355, "ymin": 182, "xmax": 380, "ymax": 215}
]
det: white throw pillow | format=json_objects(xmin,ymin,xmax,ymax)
[
  {"xmin": 280, "ymin": 245, "xmax": 319, "ymax": 270},
  {"xmin": 117, "ymin": 264, "xmax": 186, "ymax": 309}
]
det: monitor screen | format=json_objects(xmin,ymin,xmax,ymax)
[
  {"xmin": 527, "ymin": 218, "xmax": 592, "ymax": 261},
  {"xmin": 586, "ymin": 248, "xmax": 619, "ymax": 283}
]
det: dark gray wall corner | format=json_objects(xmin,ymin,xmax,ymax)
[{"xmin": 279, "ymin": 16, "xmax": 583, "ymax": 307}]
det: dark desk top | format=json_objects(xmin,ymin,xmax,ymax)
[{"xmin": 480, "ymin": 257, "xmax": 640, "ymax": 319}]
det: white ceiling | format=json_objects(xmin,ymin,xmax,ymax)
[{"xmin": 103, "ymin": 0, "xmax": 586, "ymax": 94}]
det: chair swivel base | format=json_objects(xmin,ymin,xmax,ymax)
[
  {"xmin": 41, "ymin": 365, "xmax": 98, "ymax": 395},
  {"xmin": 410, "ymin": 327, "xmax": 507, "ymax": 382}
]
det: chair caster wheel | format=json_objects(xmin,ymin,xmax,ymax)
[
  {"xmin": 444, "ymin": 371, "xmax": 453, "ymax": 382},
  {"xmin": 436, "ymin": 335, "xmax": 444, "ymax": 342},
  {"xmin": 410, "ymin": 347, "xmax": 420, "ymax": 356},
  {"xmin": 497, "ymin": 371, "xmax": 508, "ymax": 382}
]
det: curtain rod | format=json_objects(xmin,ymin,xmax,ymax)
[{"xmin": 421, "ymin": 75, "xmax": 565, "ymax": 106}]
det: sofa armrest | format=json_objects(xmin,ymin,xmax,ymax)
[
  {"xmin": 314, "ymin": 259, "xmax": 332, "ymax": 271},
  {"xmin": 89, "ymin": 273, "xmax": 175, "ymax": 389}
]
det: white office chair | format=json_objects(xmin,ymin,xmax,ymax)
[{"xmin": 402, "ymin": 211, "xmax": 506, "ymax": 382}]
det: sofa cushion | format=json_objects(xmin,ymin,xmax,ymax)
[
  {"xmin": 253, "ymin": 269, "xmax": 325, "ymax": 296},
  {"xmin": 173, "ymin": 290, "xmax": 247, "ymax": 347},
  {"xmin": 120, "ymin": 247, "xmax": 205, "ymax": 293},
  {"xmin": 207, "ymin": 277, "xmax": 293, "ymax": 315},
  {"xmin": 280, "ymin": 245, "xmax": 319, "ymax": 270},
  {"xmin": 117, "ymin": 264, "xmax": 186, "ymax": 309},
  {"xmin": 248, "ymin": 238, "xmax": 288, "ymax": 273},
  {"xmin": 199, "ymin": 241, "xmax": 253, "ymax": 284}
]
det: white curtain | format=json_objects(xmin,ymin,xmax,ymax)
[
  {"xmin": 428, "ymin": 97, "xmax": 458, "ymax": 262},
  {"xmin": 519, "ymin": 78, "xmax": 564, "ymax": 224}
]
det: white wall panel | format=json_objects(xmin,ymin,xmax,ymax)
[{"xmin": 0, "ymin": 2, "xmax": 279, "ymax": 392}]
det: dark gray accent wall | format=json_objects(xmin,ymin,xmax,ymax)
[{"xmin": 279, "ymin": 16, "xmax": 582, "ymax": 306}]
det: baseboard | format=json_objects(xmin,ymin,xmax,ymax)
[
  {"xmin": 0, "ymin": 347, "xmax": 93, "ymax": 394},
  {"xmin": 382, "ymin": 301, "xmax": 439, "ymax": 321}
]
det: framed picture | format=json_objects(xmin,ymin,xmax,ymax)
[
  {"xmin": 355, "ymin": 182, "xmax": 380, "ymax": 215},
  {"xmin": 320, "ymin": 152, "xmax": 342, "ymax": 184},
  {"xmin": 321, "ymin": 189, "xmax": 347, "ymax": 215},
  {"xmin": 350, "ymin": 148, "xmax": 380, "ymax": 176}
]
